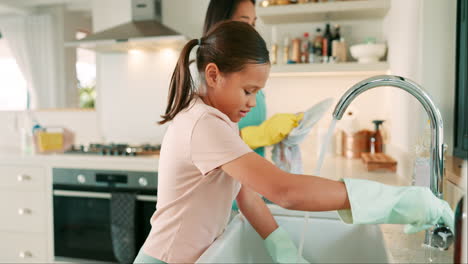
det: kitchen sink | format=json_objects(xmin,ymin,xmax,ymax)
[{"xmin": 197, "ymin": 207, "xmax": 391, "ymax": 263}]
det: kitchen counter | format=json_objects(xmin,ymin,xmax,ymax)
[
  {"xmin": 0, "ymin": 147, "xmax": 159, "ymax": 171},
  {"xmin": 380, "ymin": 224, "xmax": 453, "ymax": 263}
]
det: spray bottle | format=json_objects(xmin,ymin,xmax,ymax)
[{"xmin": 370, "ymin": 120, "xmax": 384, "ymax": 154}]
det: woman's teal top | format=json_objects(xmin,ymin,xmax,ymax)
[{"xmin": 238, "ymin": 90, "xmax": 267, "ymax": 157}]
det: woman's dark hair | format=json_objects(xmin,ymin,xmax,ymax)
[
  {"xmin": 203, "ymin": 0, "xmax": 256, "ymax": 35},
  {"xmin": 159, "ymin": 21, "xmax": 269, "ymax": 125}
]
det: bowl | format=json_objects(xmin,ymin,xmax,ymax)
[{"xmin": 350, "ymin": 43, "xmax": 387, "ymax": 63}]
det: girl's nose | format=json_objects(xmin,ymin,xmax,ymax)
[{"xmin": 247, "ymin": 96, "xmax": 256, "ymax": 108}]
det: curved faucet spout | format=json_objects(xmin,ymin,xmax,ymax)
[
  {"xmin": 332, "ymin": 75, "xmax": 452, "ymax": 249},
  {"xmin": 332, "ymin": 75, "xmax": 444, "ymax": 198}
]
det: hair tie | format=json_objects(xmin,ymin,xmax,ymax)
[{"xmin": 198, "ymin": 38, "xmax": 202, "ymax": 46}]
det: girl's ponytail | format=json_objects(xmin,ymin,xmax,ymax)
[
  {"xmin": 160, "ymin": 21, "xmax": 269, "ymax": 124},
  {"xmin": 159, "ymin": 39, "xmax": 199, "ymax": 125}
]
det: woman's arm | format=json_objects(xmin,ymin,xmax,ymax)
[
  {"xmin": 236, "ymin": 185, "xmax": 278, "ymax": 239},
  {"xmin": 222, "ymin": 152, "xmax": 350, "ymax": 211}
]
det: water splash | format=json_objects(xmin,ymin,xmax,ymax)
[{"xmin": 296, "ymin": 119, "xmax": 338, "ymax": 262}]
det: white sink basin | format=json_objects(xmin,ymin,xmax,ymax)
[{"xmin": 197, "ymin": 209, "xmax": 391, "ymax": 263}]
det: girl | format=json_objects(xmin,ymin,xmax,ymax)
[{"xmin": 134, "ymin": 21, "xmax": 453, "ymax": 264}]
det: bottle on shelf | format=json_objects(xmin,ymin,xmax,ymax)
[
  {"xmin": 301, "ymin": 32, "xmax": 310, "ymax": 63},
  {"xmin": 270, "ymin": 26, "xmax": 278, "ymax": 64},
  {"xmin": 291, "ymin": 38, "xmax": 302, "ymax": 63},
  {"xmin": 322, "ymin": 23, "xmax": 333, "ymax": 63},
  {"xmin": 283, "ymin": 35, "xmax": 291, "ymax": 64},
  {"xmin": 271, "ymin": 43, "xmax": 278, "ymax": 64},
  {"xmin": 332, "ymin": 37, "xmax": 347, "ymax": 63},
  {"xmin": 309, "ymin": 41, "xmax": 316, "ymax": 63},
  {"xmin": 313, "ymin": 27, "xmax": 323, "ymax": 63},
  {"xmin": 333, "ymin": 24, "xmax": 341, "ymax": 41}
]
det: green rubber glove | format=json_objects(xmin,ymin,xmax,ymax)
[
  {"xmin": 264, "ymin": 226, "xmax": 309, "ymax": 264},
  {"xmin": 241, "ymin": 113, "xmax": 303, "ymax": 150},
  {"xmin": 337, "ymin": 178, "xmax": 455, "ymax": 234}
]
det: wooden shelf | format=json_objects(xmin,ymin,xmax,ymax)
[
  {"xmin": 269, "ymin": 62, "xmax": 389, "ymax": 77},
  {"xmin": 257, "ymin": 0, "xmax": 391, "ymax": 24}
]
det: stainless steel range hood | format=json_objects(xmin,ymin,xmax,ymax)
[{"xmin": 66, "ymin": 0, "xmax": 186, "ymax": 53}]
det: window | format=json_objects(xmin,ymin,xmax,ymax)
[
  {"xmin": 0, "ymin": 36, "xmax": 28, "ymax": 110},
  {"xmin": 76, "ymin": 30, "xmax": 96, "ymax": 109}
]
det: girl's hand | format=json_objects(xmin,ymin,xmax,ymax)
[{"xmin": 337, "ymin": 178, "xmax": 455, "ymax": 233}]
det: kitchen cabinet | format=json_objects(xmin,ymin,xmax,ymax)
[
  {"xmin": 0, "ymin": 165, "xmax": 49, "ymax": 263},
  {"xmin": 0, "ymin": 150, "xmax": 159, "ymax": 263},
  {"xmin": 0, "ymin": 232, "xmax": 48, "ymax": 263},
  {"xmin": 257, "ymin": 0, "xmax": 390, "ymax": 76}
]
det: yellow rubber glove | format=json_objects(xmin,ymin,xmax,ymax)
[{"xmin": 241, "ymin": 113, "xmax": 304, "ymax": 149}]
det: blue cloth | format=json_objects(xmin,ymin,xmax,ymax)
[
  {"xmin": 238, "ymin": 90, "xmax": 267, "ymax": 157},
  {"xmin": 272, "ymin": 98, "xmax": 333, "ymax": 174}
]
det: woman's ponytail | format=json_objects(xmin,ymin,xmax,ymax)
[{"xmin": 159, "ymin": 39, "xmax": 199, "ymax": 124}]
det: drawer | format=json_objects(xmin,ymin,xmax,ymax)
[
  {"xmin": 0, "ymin": 231, "xmax": 48, "ymax": 263},
  {"xmin": 0, "ymin": 191, "xmax": 47, "ymax": 233},
  {"xmin": 0, "ymin": 165, "xmax": 46, "ymax": 191}
]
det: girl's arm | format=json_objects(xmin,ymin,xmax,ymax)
[
  {"xmin": 235, "ymin": 185, "xmax": 278, "ymax": 239},
  {"xmin": 222, "ymin": 152, "xmax": 350, "ymax": 211}
]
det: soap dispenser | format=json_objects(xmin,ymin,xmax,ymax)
[{"xmin": 370, "ymin": 120, "xmax": 384, "ymax": 154}]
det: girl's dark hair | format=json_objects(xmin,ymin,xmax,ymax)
[
  {"xmin": 159, "ymin": 21, "xmax": 269, "ymax": 125},
  {"xmin": 203, "ymin": 0, "xmax": 256, "ymax": 36}
]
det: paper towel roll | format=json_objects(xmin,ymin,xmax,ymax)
[{"xmin": 337, "ymin": 107, "xmax": 359, "ymax": 135}]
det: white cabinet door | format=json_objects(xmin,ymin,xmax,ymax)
[
  {"xmin": 0, "ymin": 165, "xmax": 45, "ymax": 191},
  {"xmin": 0, "ymin": 191, "xmax": 47, "ymax": 233},
  {"xmin": 0, "ymin": 231, "xmax": 48, "ymax": 263}
]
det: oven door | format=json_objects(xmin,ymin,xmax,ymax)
[{"xmin": 53, "ymin": 189, "xmax": 156, "ymax": 262}]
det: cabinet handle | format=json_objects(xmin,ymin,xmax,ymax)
[
  {"xmin": 19, "ymin": 251, "xmax": 33, "ymax": 258},
  {"xmin": 18, "ymin": 208, "xmax": 32, "ymax": 215},
  {"xmin": 17, "ymin": 174, "xmax": 31, "ymax": 182}
]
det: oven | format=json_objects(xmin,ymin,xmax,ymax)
[{"xmin": 52, "ymin": 168, "xmax": 157, "ymax": 262}]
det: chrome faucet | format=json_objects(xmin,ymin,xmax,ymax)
[{"xmin": 332, "ymin": 75, "xmax": 453, "ymax": 250}]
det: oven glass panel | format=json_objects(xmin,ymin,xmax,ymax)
[
  {"xmin": 54, "ymin": 196, "xmax": 116, "ymax": 261},
  {"xmin": 54, "ymin": 194, "xmax": 157, "ymax": 262}
]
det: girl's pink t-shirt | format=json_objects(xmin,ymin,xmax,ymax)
[{"xmin": 142, "ymin": 97, "xmax": 252, "ymax": 263}]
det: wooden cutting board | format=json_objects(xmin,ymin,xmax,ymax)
[{"xmin": 361, "ymin": 153, "xmax": 397, "ymax": 172}]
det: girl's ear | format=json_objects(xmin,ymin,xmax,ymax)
[{"xmin": 204, "ymin": 63, "xmax": 220, "ymax": 89}]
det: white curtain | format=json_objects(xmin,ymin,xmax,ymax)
[{"xmin": 0, "ymin": 14, "xmax": 60, "ymax": 109}]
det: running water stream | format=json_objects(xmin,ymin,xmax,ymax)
[{"xmin": 296, "ymin": 119, "xmax": 338, "ymax": 262}]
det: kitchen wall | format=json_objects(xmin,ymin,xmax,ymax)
[
  {"xmin": 384, "ymin": 0, "xmax": 457, "ymax": 153},
  {"xmin": 96, "ymin": 50, "xmax": 177, "ymax": 144},
  {"xmin": 381, "ymin": 0, "xmax": 457, "ymax": 179},
  {"xmin": 91, "ymin": 0, "xmax": 132, "ymax": 32}
]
